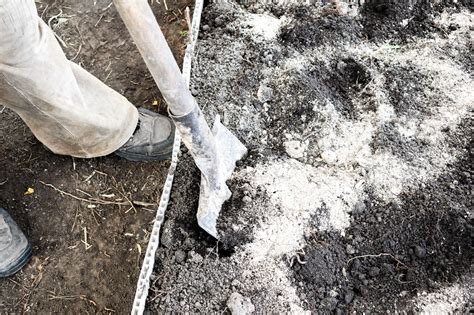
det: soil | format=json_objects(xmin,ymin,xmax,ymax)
[
  {"xmin": 0, "ymin": 0, "xmax": 192, "ymax": 313},
  {"xmin": 145, "ymin": 1, "xmax": 473, "ymax": 313},
  {"xmin": 1, "ymin": 0, "xmax": 472, "ymax": 313}
]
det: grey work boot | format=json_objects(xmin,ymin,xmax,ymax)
[
  {"xmin": 115, "ymin": 108, "xmax": 175, "ymax": 161},
  {"xmin": 0, "ymin": 208, "xmax": 32, "ymax": 278}
]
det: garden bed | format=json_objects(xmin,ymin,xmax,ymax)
[{"xmin": 147, "ymin": 1, "xmax": 473, "ymax": 313}]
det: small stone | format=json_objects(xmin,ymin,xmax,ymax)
[
  {"xmin": 336, "ymin": 60, "xmax": 346, "ymax": 72},
  {"xmin": 346, "ymin": 244, "xmax": 356, "ymax": 255},
  {"xmin": 215, "ymin": 16, "xmax": 225, "ymax": 27},
  {"xmin": 242, "ymin": 196, "xmax": 252, "ymax": 203},
  {"xmin": 188, "ymin": 250, "xmax": 203, "ymax": 263},
  {"xmin": 352, "ymin": 201, "xmax": 366, "ymax": 214},
  {"xmin": 225, "ymin": 25, "xmax": 236, "ymax": 34},
  {"xmin": 202, "ymin": 24, "xmax": 210, "ymax": 31},
  {"xmin": 175, "ymin": 249, "xmax": 186, "ymax": 263},
  {"xmin": 226, "ymin": 292, "xmax": 255, "ymax": 315},
  {"xmin": 160, "ymin": 219, "xmax": 175, "ymax": 249},
  {"xmin": 284, "ymin": 140, "xmax": 306, "ymax": 159},
  {"xmin": 257, "ymin": 85, "xmax": 273, "ymax": 103},
  {"xmin": 414, "ymin": 245, "xmax": 426, "ymax": 258}
]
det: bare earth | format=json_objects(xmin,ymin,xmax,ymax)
[
  {"xmin": 0, "ymin": 1, "xmax": 472, "ymax": 314},
  {"xmin": 0, "ymin": 0, "xmax": 191, "ymax": 312}
]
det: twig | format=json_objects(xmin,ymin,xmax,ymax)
[
  {"xmin": 347, "ymin": 253, "xmax": 408, "ymax": 268},
  {"xmin": 110, "ymin": 176, "xmax": 137, "ymax": 213},
  {"xmin": 40, "ymin": 4, "xmax": 50, "ymax": 19},
  {"xmin": 185, "ymin": 7, "xmax": 192, "ymax": 43},
  {"xmin": 76, "ymin": 188, "xmax": 92, "ymax": 197},
  {"xmin": 17, "ymin": 155, "xmax": 40, "ymax": 166},
  {"xmin": 8, "ymin": 279, "xmax": 29, "ymax": 291},
  {"xmin": 71, "ymin": 207, "xmax": 79, "ymax": 232},
  {"xmin": 40, "ymin": 181, "xmax": 125, "ymax": 206},
  {"xmin": 82, "ymin": 227, "xmax": 92, "ymax": 250},
  {"xmin": 40, "ymin": 181, "xmax": 154, "ymax": 208},
  {"xmin": 95, "ymin": 13, "xmax": 105, "ymax": 27},
  {"xmin": 136, "ymin": 243, "xmax": 142, "ymax": 267},
  {"xmin": 104, "ymin": 70, "xmax": 113, "ymax": 83},
  {"xmin": 396, "ymin": 274, "xmax": 413, "ymax": 284},
  {"xmin": 89, "ymin": 207, "xmax": 101, "ymax": 226},
  {"xmin": 48, "ymin": 295, "xmax": 78, "ymax": 300},
  {"xmin": 41, "ymin": 173, "xmax": 157, "ymax": 222},
  {"xmin": 70, "ymin": 43, "xmax": 82, "ymax": 61},
  {"xmin": 133, "ymin": 201, "xmax": 156, "ymax": 207},
  {"xmin": 101, "ymin": 1, "xmax": 113, "ymax": 12},
  {"xmin": 149, "ymin": 289, "xmax": 175, "ymax": 302},
  {"xmin": 47, "ymin": 9, "xmax": 68, "ymax": 48}
]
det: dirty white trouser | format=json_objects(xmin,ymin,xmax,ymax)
[{"xmin": 0, "ymin": 0, "xmax": 139, "ymax": 158}]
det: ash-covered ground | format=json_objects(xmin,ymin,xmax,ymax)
[{"xmin": 147, "ymin": 1, "xmax": 473, "ymax": 313}]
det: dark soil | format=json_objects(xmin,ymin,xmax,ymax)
[
  {"xmin": 145, "ymin": 1, "xmax": 473, "ymax": 313},
  {"xmin": 361, "ymin": 0, "xmax": 472, "ymax": 42},
  {"xmin": 0, "ymin": 0, "xmax": 192, "ymax": 313},
  {"xmin": 279, "ymin": 0, "xmax": 471, "ymax": 50},
  {"xmin": 292, "ymin": 118, "xmax": 473, "ymax": 313}
]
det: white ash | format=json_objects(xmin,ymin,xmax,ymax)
[
  {"xmin": 228, "ymin": 7, "xmax": 472, "ymax": 309},
  {"xmin": 284, "ymin": 140, "xmax": 308, "ymax": 159},
  {"xmin": 226, "ymin": 292, "xmax": 255, "ymax": 315},
  {"xmin": 414, "ymin": 282, "xmax": 471, "ymax": 314},
  {"xmin": 242, "ymin": 13, "xmax": 282, "ymax": 42},
  {"xmin": 156, "ymin": 3, "xmax": 474, "ymax": 312}
]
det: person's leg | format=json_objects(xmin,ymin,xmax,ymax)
[
  {"xmin": 0, "ymin": 208, "xmax": 31, "ymax": 277},
  {"xmin": 0, "ymin": 0, "xmax": 138, "ymax": 158},
  {"xmin": 0, "ymin": 0, "xmax": 174, "ymax": 160}
]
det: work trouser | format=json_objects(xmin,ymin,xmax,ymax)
[{"xmin": 0, "ymin": 0, "xmax": 138, "ymax": 158}]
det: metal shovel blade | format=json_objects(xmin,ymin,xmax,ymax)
[{"xmin": 172, "ymin": 107, "xmax": 247, "ymax": 238}]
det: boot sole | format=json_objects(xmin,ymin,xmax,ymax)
[
  {"xmin": 114, "ymin": 134, "xmax": 174, "ymax": 161},
  {"xmin": 0, "ymin": 242, "xmax": 32, "ymax": 278}
]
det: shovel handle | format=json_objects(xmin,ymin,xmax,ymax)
[{"xmin": 113, "ymin": 0, "xmax": 195, "ymax": 116}]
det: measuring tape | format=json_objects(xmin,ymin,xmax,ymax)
[{"xmin": 131, "ymin": 0, "xmax": 204, "ymax": 313}]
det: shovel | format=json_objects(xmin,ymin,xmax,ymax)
[{"xmin": 113, "ymin": 0, "xmax": 247, "ymax": 238}]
